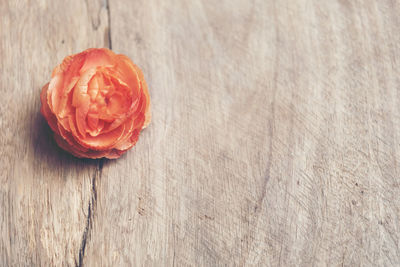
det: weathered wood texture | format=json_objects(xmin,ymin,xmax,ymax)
[{"xmin": 1, "ymin": 0, "xmax": 400, "ymax": 266}]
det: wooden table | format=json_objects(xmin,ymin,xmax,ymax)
[{"xmin": 1, "ymin": 0, "xmax": 400, "ymax": 266}]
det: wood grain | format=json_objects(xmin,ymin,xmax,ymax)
[{"xmin": 1, "ymin": 0, "xmax": 400, "ymax": 266}]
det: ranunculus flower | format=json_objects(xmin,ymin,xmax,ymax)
[{"xmin": 40, "ymin": 48, "xmax": 151, "ymax": 159}]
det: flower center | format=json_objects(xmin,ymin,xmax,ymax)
[{"xmin": 83, "ymin": 69, "xmax": 132, "ymax": 136}]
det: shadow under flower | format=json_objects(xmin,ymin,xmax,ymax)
[{"xmin": 31, "ymin": 109, "xmax": 103, "ymax": 171}]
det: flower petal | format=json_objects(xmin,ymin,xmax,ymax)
[
  {"xmin": 113, "ymin": 114, "xmax": 145, "ymax": 150},
  {"xmin": 130, "ymin": 60, "xmax": 151, "ymax": 128},
  {"xmin": 79, "ymin": 48, "xmax": 115, "ymax": 74},
  {"xmin": 114, "ymin": 55, "xmax": 141, "ymax": 98},
  {"xmin": 54, "ymin": 133, "xmax": 113, "ymax": 159},
  {"xmin": 77, "ymin": 123, "xmax": 125, "ymax": 150},
  {"xmin": 40, "ymin": 83, "xmax": 58, "ymax": 133}
]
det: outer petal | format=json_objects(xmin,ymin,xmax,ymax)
[
  {"xmin": 48, "ymin": 51, "xmax": 87, "ymax": 115},
  {"xmin": 117, "ymin": 55, "xmax": 151, "ymax": 128},
  {"xmin": 75, "ymin": 123, "xmax": 126, "ymax": 150},
  {"xmin": 131, "ymin": 62, "xmax": 151, "ymax": 128},
  {"xmin": 40, "ymin": 83, "xmax": 59, "ymax": 133},
  {"xmin": 79, "ymin": 48, "xmax": 115, "ymax": 74},
  {"xmin": 140, "ymin": 79, "xmax": 151, "ymax": 129},
  {"xmin": 54, "ymin": 131, "xmax": 126, "ymax": 159},
  {"xmin": 114, "ymin": 55, "xmax": 142, "ymax": 98},
  {"xmin": 54, "ymin": 134, "xmax": 112, "ymax": 159},
  {"xmin": 57, "ymin": 124, "xmax": 89, "ymax": 153},
  {"xmin": 113, "ymin": 114, "xmax": 144, "ymax": 150}
]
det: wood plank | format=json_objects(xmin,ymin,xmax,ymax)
[
  {"xmin": 83, "ymin": 0, "xmax": 400, "ymax": 266},
  {"xmin": 0, "ymin": 0, "xmax": 110, "ymax": 265}
]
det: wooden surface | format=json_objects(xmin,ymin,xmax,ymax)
[{"xmin": 1, "ymin": 0, "xmax": 400, "ymax": 266}]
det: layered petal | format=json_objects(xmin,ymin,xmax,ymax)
[{"xmin": 40, "ymin": 83, "xmax": 59, "ymax": 133}]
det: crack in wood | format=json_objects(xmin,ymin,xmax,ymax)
[
  {"xmin": 75, "ymin": 0, "xmax": 111, "ymax": 264},
  {"xmin": 105, "ymin": 0, "xmax": 112, "ymax": 49},
  {"xmin": 76, "ymin": 159, "xmax": 103, "ymax": 267}
]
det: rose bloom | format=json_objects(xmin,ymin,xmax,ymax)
[{"xmin": 40, "ymin": 48, "xmax": 151, "ymax": 159}]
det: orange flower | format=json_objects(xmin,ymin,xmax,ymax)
[{"xmin": 40, "ymin": 48, "xmax": 151, "ymax": 159}]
